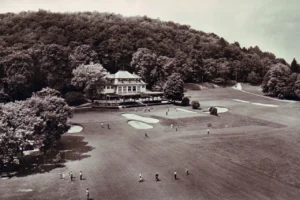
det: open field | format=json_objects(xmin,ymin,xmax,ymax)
[{"xmin": 1, "ymin": 85, "xmax": 300, "ymax": 200}]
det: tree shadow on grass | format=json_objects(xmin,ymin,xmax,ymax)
[{"xmin": 15, "ymin": 135, "xmax": 94, "ymax": 177}]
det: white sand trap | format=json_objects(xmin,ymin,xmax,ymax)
[
  {"xmin": 232, "ymin": 99, "xmax": 250, "ymax": 103},
  {"xmin": 203, "ymin": 107, "xmax": 229, "ymax": 113},
  {"xmin": 176, "ymin": 108, "xmax": 197, "ymax": 113},
  {"xmin": 122, "ymin": 114, "xmax": 159, "ymax": 123},
  {"xmin": 19, "ymin": 189, "xmax": 33, "ymax": 192},
  {"xmin": 128, "ymin": 121, "xmax": 153, "ymax": 129},
  {"xmin": 251, "ymin": 103, "xmax": 279, "ymax": 107},
  {"xmin": 232, "ymin": 83, "xmax": 242, "ymax": 90},
  {"xmin": 67, "ymin": 125, "xmax": 83, "ymax": 133}
]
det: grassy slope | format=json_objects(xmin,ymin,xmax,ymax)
[{"xmin": 1, "ymin": 87, "xmax": 300, "ymax": 200}]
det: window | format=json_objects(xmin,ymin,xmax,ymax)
[
  {"xmin": 118, "ymin": 86, "xmax": 122, "ymax": 92},
  {"xmin": 128, "ymin": 86, "xmax": 132, "ymax": 92},
  {"xmin": 137, "ymin": 86, "xmax": 140, "ymax": 92},
  {"xmin": 133, "ymin": 86, "xmax": 136, "ymax": 92},
  {"xmin": 123, "ymin": 86, "xmax": 127, "ymax": 92}
]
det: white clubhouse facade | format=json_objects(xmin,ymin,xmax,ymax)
[{"xmin": 101, "ymin": 70, "xmax": 147, "ymax": 97}]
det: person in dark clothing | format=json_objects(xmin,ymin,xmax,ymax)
[
  {"xmin": 155, "ymin": 172, "xmax": 159, "ymax": 181},
  {"xmin": 70, "ymin": 171, "xmax": 73, "ymax": 181},
  {"xmin": 174, "ymin": 171, "xmax": 177, "ymax": 180},
  {"xmin": 80, "ymin": 171, "xmax": 83, "ymax": 180},
  {"xmin": 185, "ymin": 168, "xmax": 189, "ymax": 175}
]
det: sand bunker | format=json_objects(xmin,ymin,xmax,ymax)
[
  {"xmin": 232, "ymin": 99, "xmax": 250, "ymax": 103},
  {"xmin": 232, "ymin": 83, "xmax": 242, "ymax": 90},
  {"xmin": 251, "ymin": 103, "xmax": 279, "ymax": 107},
  {"xmin": 176, "ymin": 108, "xmax": 197, "ymax": 113},
  {"xmin": 67, "ymin": 125, "xmax": 83, "ymax": 133},
  {"xmin": 18, "ymin": 189, "xmax": 33, "ymax": 192},
  {"xmin": 122, "ymin": 114, "xmax": 159, "ymax": 123},
  {"xmin": 128, "ymin": 121, "xmax": 153, "ymax": 129},
  {"xmin": 203, "ymin": 107, "xmax": 229, "ymax": 114}
]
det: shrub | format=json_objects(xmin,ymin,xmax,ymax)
[
  {"xmin": 191, "ymin": 101, "xmax": 200, "ymax": 109},
  {"xmin": 212, "ymin": 78, "xmax": 226, "ymax": 85},
  {"xmin": 209, "ymin": 107, "xmax": 218, "ymax": 116},
  {"xmin": 64, "ymin": 92, "xmax": 86, "ymax": 106},
  {"xmin": 247, "ymin": 71, "xmax": 262, "ymax": 85},
  {"xmin": 0, "ymin": 91, "xmax": 11, "ymax": 103},
  {"xmin": 36, "ymin": 87, "xmax": 61, "ymax": 97},
  {"xmin": 181, "ymin": 97, "xmax": 190, "ymax": 106}
]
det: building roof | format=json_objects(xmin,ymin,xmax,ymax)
[{"xmin": 105, "ymin": 70, "xmax": 141, "ymax": 79}]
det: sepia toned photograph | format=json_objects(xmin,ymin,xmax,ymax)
[{"xmin": 0, "ymin": 0, "xmax": 299, "ymax": 199}]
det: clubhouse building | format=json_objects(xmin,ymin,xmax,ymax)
[{"xmin": 100, "ymin": 70, "xmax": 163, "ymax": 100}]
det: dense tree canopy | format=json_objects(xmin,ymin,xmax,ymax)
[
  {"xmin": 163, "ymin": 73, "xmax": 184, "ymax": 101},
  {"xmin": 71, "ymin": 63, "xmax": 107, "ymax": 99},
  {"xmin": 0, "ymin": 10, "xmax": 296, "ymax": 101},
  {"xmin": 0, "ymin": 89, "xmax": 72, "ymax": 165}
]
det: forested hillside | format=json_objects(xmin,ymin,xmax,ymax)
[{"xmin": 0, "ymin": 10, "xmax": 298, "ymax": 101}]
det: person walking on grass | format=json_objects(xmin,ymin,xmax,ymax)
[
  {"xmin": 155, "ymin": 172, "xmax": 159, "ymax": 181},
  {"xmin": 145, "ymin": 132, "xmax": 148, "ymax": 138},
  {"xmin": 207, "ymin": 128, "xmax": 210, "ymax": 135},
  {"xmin": 171, "ymin": 124, "xmax": 173, "ymax": 129},
  {"xmin": 80, "ymin": 171, "xmax": 83, "ymax": 180},
  {"xmin": 86, "ymin": 188, "xmax": 90, "ymax": 200},
  {"xmin": 70, "ymin": 171, "xmax": 73, "ymax": 181},
  {"xmin": 174, "ymin": 171, "xmax": 177, "ymax": 180},
  {"xmin": 60, "ymin": 172, "xmax": 63, "ymax": 179},
  {"xmin": 101, "ymin": 123, "xmax": 104, "ymax": 128},
  {"xmin": 139, "ymin": 173, "xmax": 143, "ymax": 182},
  {"xmin": 185, "ymin": 168, "xmax": 189, "ymax": 175},
  {"xmin": 107, "ymin": 124, "xmax": 110, "ymax": 129}
]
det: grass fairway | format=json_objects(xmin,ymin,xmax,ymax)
[{"xmin": 1, "ymin": 86, "xmax": 300, "ymax": 200}]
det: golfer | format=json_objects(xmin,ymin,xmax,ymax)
[
  {"xmin": 86, "ymin": 188, "xmax": 89, "ymax": 200},
  {"xmin": 174, "ymin": 171, "xmax": 177, "ymax": 180},
  {"xmin": 80, "ymin": 171, "xmax": 83, "ymax": 180},
  {"xmin": 155, "ymin": 172, "xmax": 159, "ymax": 181},
  {"xmin": 185, "ymin": 168, "xmax": 189, "ymax": 175},
  {"xmin": 139, "ymin": 173, "xmax": 143, "ymax": 182},
  {"xmin": 70, "ymin": 171, "xmax": 73, "ymax": 181},
  {"xmin": 207, "ymin": 128, "xmax": 210, "ymax": 135}
]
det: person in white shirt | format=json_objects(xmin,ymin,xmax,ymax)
[{"xmin": 86, "ymin": 188, "xmax": 89, "ymax": 200}]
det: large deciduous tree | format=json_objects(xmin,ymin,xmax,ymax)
[
  {"xmin": 163, "ymin": 73, "xmax": 184, "ymax": 101},
  {"xmin": 0, "ymin": 89, "xmax": 72, "ymax": 165},
  {"xmin": 71, "ymin": 63, "xmax": 107, "ymax": 99},
  {"xmin": 131, "ymin": 48, "xmax": 157, "ymax": 88},
  {"xmin": 262, "ymin": 63, "xmax": 291, "ymax": 98}
]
